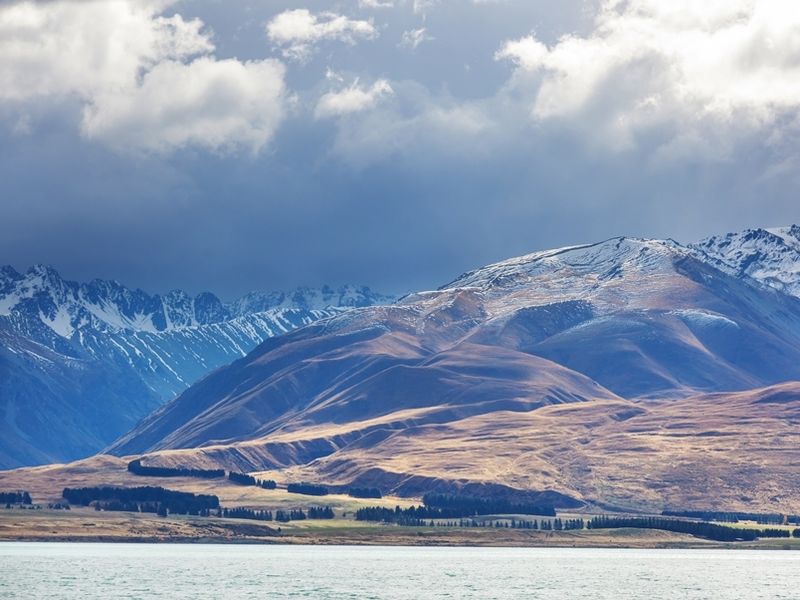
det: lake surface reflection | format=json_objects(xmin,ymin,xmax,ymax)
[{"xmin": 0, "ymin": 543, "xmax": 798, "ymax": 599}]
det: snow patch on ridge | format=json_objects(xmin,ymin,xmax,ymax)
[
  {"xmin": 669, "ymin": 309, "xmax": 740, "ymax": 329},
  {"xmin": 691, "ymin": 226, "xmax": 800, "ymax": 298}
]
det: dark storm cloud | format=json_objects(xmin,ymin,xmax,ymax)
[{"xmin": 1, "ymin": 0, "xmax": 799, "ymax": 299}]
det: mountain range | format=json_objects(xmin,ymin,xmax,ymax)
[
  {"xmin": 0, "ymin": 266, "xmax": 392, "ymax": 468},
  {"xmin": 97, "ymin": 226, "xmax": 800, "ymax": 512},
  {"xmin": 5, "ymin": 225, "xmax": 800, "ymax": 512}
]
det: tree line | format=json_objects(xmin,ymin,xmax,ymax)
[
  {"xmin": 354, "ymin": 507, "xmax": 428, "ymax": 526},
  {"xmin": 220, "ymin": 507, "xmax": 274, "ymax": 521},
  {"xmin": 127, "ymin": 459, "xmax": 224, "ymax": 479},
  {"xmin": 423, "ymin": 518, "xmax": 584, "ymax": 530},
  {"xmin": 217, "ymin": 506, "xmax": 334, "ymax": 522},
  {"xmin": 355, "ymin": 505, "xmax": 582, "ymax": 529},
  {"xmin": 276, "ymin": 509, "xmax": 308, "ymax": 522},
  {"xmin": 228, "ymin": 471, "xmax": 277, "ymax": 489},
  {"xmin": 93, "ymin": 499, "xmax": 172, "ymax": 515},
  {"xmin": 587, "ymin": 515, "xmax": 789, "ymax": 542},
  {"xmin": 63, "ymin": 486, "xmax": 219, "ymax": 516},
  {"xmin": 354, "ymin": 505, "xmax": 506, "ymax": 524},
  {"xmin": 422, "ymin": 493, "xmax": 557, "ymax": 517},
  {"xmin": 308, "ymin": 506, "xmax": 335, "ymax": 519},
  {"xmin": 355, "ymin": 493, "xmax": 557, "ymax": 525},
  {"xmin": 128, "ymin": 461, "xmax": 342, "ymax": 497},
  {"xmin": 287, "ymin": 483, "xmax": 328, "ymax": 496},
  {"xmin": 662, "ymin": 509, "xmax": 800, "ymax": 525},
  {"xmin": 348, "ymin": 487, "xmax": 382, "ymax": 499},
  {"xmin": 354, "ymin": 506, "xmax": 799, "ymax": 541},
  {"xmin": 0, "ymin": 491, "xmax": 32, "ymax": 505}
]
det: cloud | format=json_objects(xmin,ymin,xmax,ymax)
[
  {"xmin": 315, "ymin": 77, "xmax": 394, "ymax": 119},
  {"xmin": 83, "ymin": 57, "xmax": 286, "ymax": 153},
  {"xmin": 495, "ymin": 36, "xmax": 548, "ymax": 70},
  {"xmin": 359, "ymin": 0, "xmax": 395, "ymax": 8},
  {"xmin": 496, "ymin": 0, "xmax": 800, "ymax": 157},
  {"xmin": 315, "ymin": 0, "xmax": 800, "ymax": 194},
  {"xmin": 0, "ymin": 0, "xmax": 287, "ymax": 154},
  {"xmin": 321, "ymin": 81, "xmax": 491, "ymax": 167},
  {"xmin": 412, "ymin": 0, "xmax": 439, "ymax": 15},
  {"xmin": 399, "ymin": 28, "xmax": 433, "ymax": 50},
  {"xmin": 0, "ymin": 0, "xmax": 210, "ymax": 101},
  {"xmin": 266, "ymin": 9, "xmax": 378, "ymax": 61},
  {"xmin": 6, "ymin": 0, "xmax": 800, "ymax": 301}
]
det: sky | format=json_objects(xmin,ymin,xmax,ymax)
[{"xmin": 2, "ymin": 0, "xmax": 800, "ymax": 299}]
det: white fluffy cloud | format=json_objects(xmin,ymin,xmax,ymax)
[
  {"xmin": 496, "ymin": 0, "xmax": 800, "ymax": 156},
  {"xmin": 266, "ymin": 9, "xmax": 378, "ymax": 61},
  {"xmin": 399, "ymin": 28, "xmax": 432, "ymax": 50},
  {"xmin": 315, "ymin": 77, "xmax": 394, "ymax": 119},
  {"xmin": 0, "ymin": 0, "xmax": 287, "ymax": 153},
  {"xmin": 359, "ymin": 0, "xmax": 395, "ymax": 8},
  {"xmin": 0, "ymin": 0, "xmax": 209, "ymax": 101},
  {"xmin": 84, "ymin": 58, "xmax": 286, "ymax": 153}
]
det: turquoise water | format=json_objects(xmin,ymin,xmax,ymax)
[{"xmin": 0, "ymin": 543, "xmax": 798, "ymax": 599}]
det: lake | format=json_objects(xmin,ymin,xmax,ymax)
[{"xmin": 0, "ymin": 543, "xmax": 797, "ymax": 598}]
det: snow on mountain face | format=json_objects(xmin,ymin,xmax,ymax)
[
  {"xmin": 691, "ymin": 226, "xmax": 800, "ymax": 298},
  {"xmin": 0, "ymin": 266, "xmax": 166, "ymax": 335},
  {"xmin": 435, "ymin": 237, "xmax": 694, "ymax": 318},
  {"xmin": 229, "ymin": 285, "xmax": 395, "ymax": 316},
  {"xmin": 0, "ymin": 266, "xmax": 394, "ymax": 339},
  {"xmin": 0, "ymin": 266, "xmax": 395, "ymax": 386},
  {"xmin": 443, "ymin": 237, "xmax": 688, "ymax": 290},
  {"xmin": 8, "ymin": 225, "xmax": 800, "ymax": 469},
  {"xmin": 109, "ymin": 228, "xmax": 800, "ymax": 462},
  {"xmin": 0, "ymin": 266, "xmax": 394, "ymax": 468},
  {"xmin": 76, "ymin": 306, "xmax": 348, "ymax": 401}
]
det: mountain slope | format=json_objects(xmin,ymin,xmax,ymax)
[
  {"xmin": 445, "ymin": 237, "xmax": 800, "ymax": 397},
  {"xmin": 0, "ymin": 266, "xmax": 392, "ymax": 468},
  {"xmin": 5, "ymin": 381, "xmax": 800, "ymax": 513},
  {"xmin": 111, "ymin": 235, "xmax": 800, "ymax": 469},
  {"xmin": 253, "ymin": 381, "xmax": 800, "ymax": 511},
  {"xmin": 0, "ymin": 324, "xmax": 155, "ymax": 468},
  {"xmin": 691, "ymin": 225, "xmax": 800, "ymax": 298}
]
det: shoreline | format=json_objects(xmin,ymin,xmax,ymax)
[
  {"xmin": 2, "ymin": 537, "xmax": 798, "ymax": 550},
  {"xmin": 2, "ymin": 519, "xmax": 799, "ymax": 550}
]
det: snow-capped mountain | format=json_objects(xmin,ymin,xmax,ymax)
[
  {"xmin": 111, "ymin": 229, "xmax": 800, "ymax": 463},
  {"xmin": 691, "ymin": 225, "xmax": 800, "ymax": 298},
  {"xmin": 1, "ymin": 264, "xmax": 209, "ymax": 335},
  {"xmin": 0, "ymin": 266, "xmax": 393, "ymax": 468},
  {"xmin": 229, "ymin": 285, "xmax": 395, "ymax": 316},
  {"xmin": 0, "ymin": 265, "xmax": 393, "ymax": 337},
  {"xmin": 437, "ymin": 237, "xmax": 689, "ymax": 314},
  {"xmin": 8, "ymin": 225, "xmax": 800, "ymax": 471}
]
